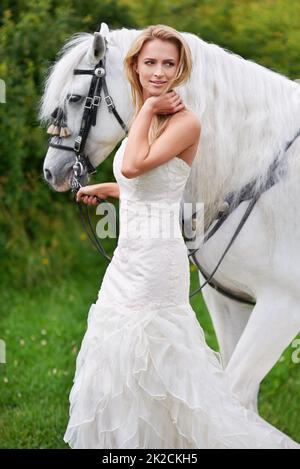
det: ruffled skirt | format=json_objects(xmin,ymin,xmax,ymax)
[{"xmin": 63, "ymin": 297, "xmax": 299, "ymax": 449}]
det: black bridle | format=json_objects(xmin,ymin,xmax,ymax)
[
  {"xmin": 47, "ymin": 53, "xmax": 128, "ymax": 262},
  {"xmin": 48, "ymin": 54, "xmax": 129, "ymax": 183}
]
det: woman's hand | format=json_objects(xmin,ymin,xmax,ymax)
[
  {"xmin": 76, "ymin": 184, "xmax": 106, "ymax": 205},
  {"xmin": 146, "ymin": 90, "xmax": 185, "ymax": 115}
]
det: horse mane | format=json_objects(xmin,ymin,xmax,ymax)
[
  {"xmin": 109, "ymin": 28, "xmax": 300, "ymax": 223},
  {"xmin": 40, "ymin": 27, "xmax": 300, "ymax": 224},
  {"xmin": 39, "ymin": 33, "xmax": 94, "ymax": 122}
]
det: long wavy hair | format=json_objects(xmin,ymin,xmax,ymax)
[{"xmin": 123, "ymin": 25, "xmax": 193, "ymax": 145}]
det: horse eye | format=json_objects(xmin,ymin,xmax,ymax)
[{"xmin": 67, "ymin": 94, "xmax": 82, "ymax": 103}]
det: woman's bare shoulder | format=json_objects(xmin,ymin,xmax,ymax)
[{"xmin": 170, "ymin": 108, "xmax": 201, "ymax": 128}]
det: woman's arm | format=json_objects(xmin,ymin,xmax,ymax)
[
  {"xmin": 76, "ymin": 182, "xmax": 120, "ymax": 205},
  {"xmin": 122, "ymin": 93, "xmax": 200, "ymax": 179},
  {"xmin": 122, "ymin": 90, "xmax": 185, "ymax": 177},
  {"xmin": 121, "ymin": 101, "xmax": 154, "ymax": 174},
  {"xmin": 122, "ymin": 110, "xmax": 201, "ymax": 179}
]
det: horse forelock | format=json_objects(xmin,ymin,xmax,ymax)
[
  {"xmin": 39, "ymin": 33, "xmax": 95, "ymax": 123},
  {"xmin": 39, "ymin": 28, "xmax": 139, "ymax": 125}
]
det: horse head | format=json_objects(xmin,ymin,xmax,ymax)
[{"xmin": 40, "ymin": 22, "xmax": 133, "ymax": 192}]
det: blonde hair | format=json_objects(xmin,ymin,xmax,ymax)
[{"xmin": 123, "ymin": 24, "xmax": 193, "ymax": 144}]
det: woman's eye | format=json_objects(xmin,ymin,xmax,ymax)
[
  {"xmin": 67, "ymin": 94, "xmax": 82, "ymax": 103},
  {"xmin": 145, "ymin": 61, "xmax": 174, "ymax": 66}
]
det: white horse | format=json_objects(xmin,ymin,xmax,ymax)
[{"xmin": 40, "ymin": 23, "xmax": 300, "ymax": 417}]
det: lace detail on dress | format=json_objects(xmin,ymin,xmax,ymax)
[{"xmin": 173, "ymin": 156, "xmax": 192, "ymax": 171}]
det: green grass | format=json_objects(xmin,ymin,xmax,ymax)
[
  {"xmin": 0, "ymin": 244, "xmax": 299, "ymax": 447},
  {"xmin": 0, "ymin": 231, "xmax": 108, "ymax": 449}
]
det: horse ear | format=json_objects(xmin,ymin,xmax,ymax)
[
  {"xmin": 87, "ymin": 32, "xmax": 106, "ymax": 65},
  {"xmin": 99, "ymin": 22, "xmax": 109, "ymax": 37}
]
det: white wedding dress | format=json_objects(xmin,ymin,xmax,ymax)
[{"xmin": 64, "ymin": 137, "xmax": 299, "ymax": 449}]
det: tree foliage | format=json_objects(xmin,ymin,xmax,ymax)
[{"xmin": 0, "ymin": 0, "xmax": 299, "ymax": 285}]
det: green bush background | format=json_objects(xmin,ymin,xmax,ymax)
[{"xmin": 0, "ymin": 0, "xmax": 299, "ymax": 447}]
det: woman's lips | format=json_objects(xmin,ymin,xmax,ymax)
[{"xmin": 150, "ymin": 81, "xmax": 166, "ymax": 86}]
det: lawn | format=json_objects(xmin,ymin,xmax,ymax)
[{"xmin": 0, "ymin": 239, "xmax": 299, "ymax": 448}]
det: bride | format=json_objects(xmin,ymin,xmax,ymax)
[{"xmin": 63, "ymin": 24, "xmax": 299, "ymax": 449}]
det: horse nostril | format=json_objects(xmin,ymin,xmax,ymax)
[{"xmin": 44, "ymin": 168, "xmax": 54, "ymax": 183}]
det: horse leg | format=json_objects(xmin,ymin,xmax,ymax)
[
  {"xmin": 199, "ymin": 272, "xmax": 254, "ymax": 367},
  {"xmin": 198, "ymin": 273, "xmax": 260, "ymax": 411},
  {"xmin": 225, "ymin": 288, "xmax": 300, "ymax": 412}
]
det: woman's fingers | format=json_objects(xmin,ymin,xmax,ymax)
[
  {"xmin": 162, "ymin": 98, "xmax": 184, "ymax": 114},
  {"xmin": 152, "ymin": 91, "xmax": 184, "ymax": 115},
  {"xmin": 86, "ymin": 195, "xmax": 97, "ymax": 204},
  {"xmin": 76, "ymin": 191, "xmax": 99, "ymax": 205},
  {"xmin": 174, "ymin": 96, "xmax": 182, "ymax": 105},
  {"xmin": 157, "ymin": 95, "xmax": 183, "ymax": 115},
  {"xmin": 168, "ymin": 95, "xmax": 182, "ymax": 110},
  {"xmin": 83, "ymin": 195, "xmax": 97, "ymax": 205},
  {"xmin": 76, "ymin": 188, "xmax": 85, "ymax": 202}
]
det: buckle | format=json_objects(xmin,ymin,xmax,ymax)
[
  {"xmin": 105, "ymin": 95, "xmax": 115, "ymax": 110},
  {"xmin": 74, "ymin": 136, "xmax": 82, "ymax": 152},
  {"xmin": 93, "ymin": 95, "xmax": 101, "ymax": 106},
  {"xmin": 84, "ymin": 97, "xmax": 93, "ymax": 109}
]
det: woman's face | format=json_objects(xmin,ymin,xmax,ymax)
[{"xmin": 134, "ymin": 38, "xmax": 179, "ymax": 101}]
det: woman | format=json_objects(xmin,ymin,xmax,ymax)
[{"xmin": 63, "ymin": 25, "xmax": 299, "ymax": 449}]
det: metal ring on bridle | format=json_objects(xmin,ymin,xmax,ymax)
[{"xmin": 73, "ymin": 160, "xmax": 84, "ymax": 177}]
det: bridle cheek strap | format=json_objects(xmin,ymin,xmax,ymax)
[{"xmin": 48, "ymin": 55, "xmax": 129, "ymax": 182}]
